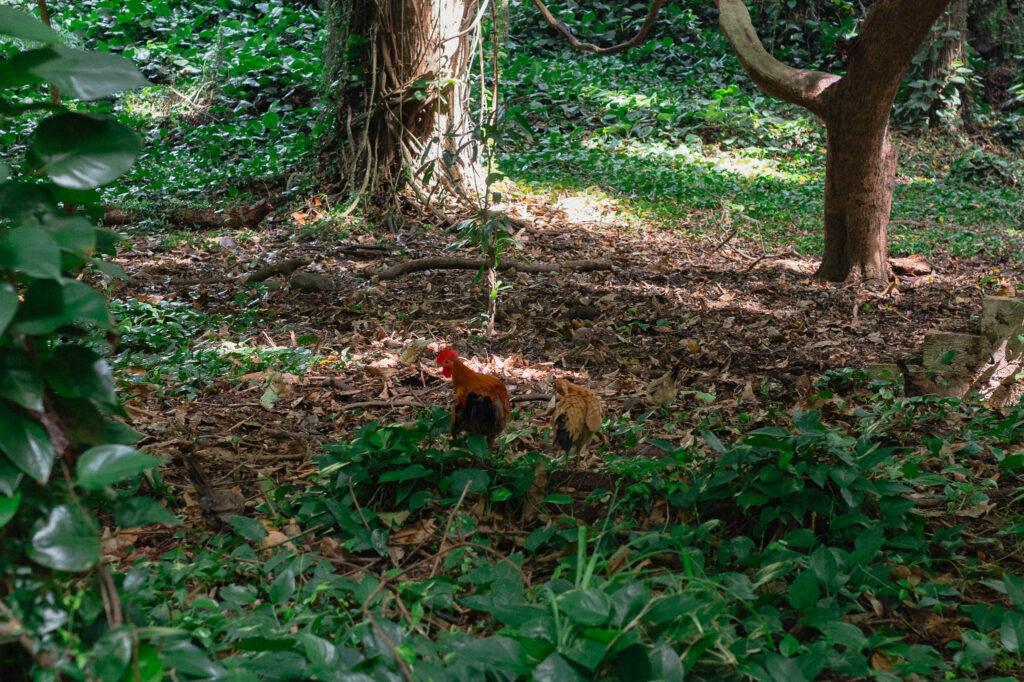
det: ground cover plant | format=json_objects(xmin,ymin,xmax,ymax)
[{"xmin": 3, "ymin": 0, "xmax": 1024, "ymax": 679}]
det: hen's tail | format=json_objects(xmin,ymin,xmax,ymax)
[{"xmin": 554, "ymin": 413, "xmax": 572, "ymax": 454}]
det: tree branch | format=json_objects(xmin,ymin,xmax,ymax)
[
  {"xmin": 530, "ymin": 0, "xmax": 666, "ymax": 56},
  {"xmin": 713, "ymin": 0, "xmax": 839, "ymax": 116}
]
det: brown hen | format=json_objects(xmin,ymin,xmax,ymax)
[{"xmin": 550, "ymin": 379, "xmax": 604, "ymax": 467}]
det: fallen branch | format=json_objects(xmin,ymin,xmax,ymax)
[
  {"xmin": 245, "ymin": 258, "xmax": 311, "ymax": 283},
  {"xmin": 104, "ymin": 200, "xmax": 274, "ymax": 230},
  {"xmin": 366, "ymin": 257, "xmax": 613, "ymax": 280}
]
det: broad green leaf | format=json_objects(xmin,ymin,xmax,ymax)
[
  {"xmin": 113, "ymin": 497, "xmax": 180, "ymax": 527},
  {"xmin": 27, "ymin": 112, "xmax": 141, "ymax": 189},
  {"xmin": 0, "ymin": 226, "xmax": 61, "ymax": 278},
  {"xmin": 560, "ymin": 589, "xmax": 612, "ymax": 627},
  {"xmin": 534, "ymin": 653, "xmax": 586, "ymax": 682},
  {"xmin": 0, "ymin": 490, "xmax": 22, "ymax": 528},
  {"xmin": 0, "ymin": 181, "xmax": 60, "ymax": 228},
  {"xmin": 60, "ymin": 279, "xmax": 113, "ymax": 328},
  {"xmin": 0, "ymin": 456, "xmax": 24, "ymax": 497},
  {"xmin": 0, "ymin": 7, "xmax": 63, "ymax": 43},
  {"xmin": 443, "ymin": 468, "xmax": 489, "ymax": 495},
  {"xmin": 788, "ymin": 570, "xmax": 819, "ymax": 610},
  {"xmin": 160, "ymin": 641, "xmax": 227, "ymax": 679},
  {"xmin": 0, "ymin": 403, "xmax": 54, "ymax": 481},
  {"xmin": 0, "ymin": 285, "xmax": 16, "ymax": 334},
  {"xmin": 229, "ymin": 515, "xmax": 267, "ymax": 540},
  {"xmin": 270, "ymin": 569, "xmax": 296, "ymax": 605},
  {"xmin": 134, "ymin": 643, "xmax": 163, "ymax": 682},
  {"xmin": 1004, "ymin": 573, "xmax": 1024, "ymax": 609},
  {"xmin": 649, "ymin": 643, "xmax": 684, "ymax": 680},
  {"xmin": 764, "ymin": 652, "xmax": 809, "ymax": 682},
  {"xmin": 93, "ymin": 627, "xmax": 132, "ymax": 682},
  {"xmin": 22, "ymin": 46, "xmax": 148, "ymax": 100},
  {"xmin": 822, "ymin": 621, "xmax": 867, "ymax": 650},
  {"xmin": 44, "ymin": 345, "xmax": 118, "ymax": 411},
  {"xmin": 28, "ymin": 503, "xmax": 100, "ymax": 571},
  {"xmin": 44, "ymin": 216, "xmax": 96, "ymax": 256},
  {"xmin": 14, "ymin": 278, "xmax": 112, "ymax": 335},
  {"xmin": 0, "ymin": 349, "xmax": 44, "ymax": 411},
  {"xmin": 1002, "ymin": 611, "xmax": 1024, "ymax": 653},
  {"xmin": 235, "ymin": 637, "xmax": 298, "ymax": 652},
  {"xmin": 298, "ymin": 633, "xmax": 337, "ymax": 669},
  {"xmin": 75, "ymin": 444, "xmax": 162, "ymax": 489}
]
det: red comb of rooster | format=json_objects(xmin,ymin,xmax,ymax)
[{"xmin": 436, "ymin": 348, "xmax": 459, "ymax": 365}]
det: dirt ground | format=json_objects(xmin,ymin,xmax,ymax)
[{"xmin": 107, "ymin": 193, "xmax": 1022, "ymax": 540}]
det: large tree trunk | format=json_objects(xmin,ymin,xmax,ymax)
[
  {"xmin": 714, "ymin": 0, "xmax": 953, "ymax": 284},
  {"xmin": 818, "ymin": 121, "xmax": 896, "ymax": 281},
  {"xmin": 324, "ymin": 0, "xmax": 481, "ymax": 225}
]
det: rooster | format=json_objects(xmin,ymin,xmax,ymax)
[
  {"xmin": 436, "ymin": 348, "xmax": 511, "ymax": 449},
  {"xmin": 550, "ymin": 379, "xmax": 604, "ymax": 467}
]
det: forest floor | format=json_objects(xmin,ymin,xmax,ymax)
[{"xmin": 105, "ymin": 187, "xmax": 1021, "ymax": 544}]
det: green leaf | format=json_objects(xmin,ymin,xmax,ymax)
[
  {"xmin": 28, "ymin": 503, "xmax": 100, "ymax": 571},
  {"xmin": 0, "ymin": 403, "xmax": 54, "ymax": 481},
  {"xmin": 822, "ymin": 621, "xmax": 867, "ymax": 650},
  {"xmin": 160, "ymin": 641, "xmax": 227, "ymax": 679},
  {"xmin": 93, "ymin": 627, "xmax": 132, "ymax": 682},
  {"xmin": 0, "ymin": 349, "xmax": 44, "ymax": 411},
  {"xmin": 0, "ymin": 226, "xmax": 62, "ymax": 278},
  {"xmin": 27, "ymin": 112, "xmax": 141, "ymax": 189},
  {"xmin": 560, "ymin": 589, "xmax": 612, "ymax": 627},
  {"xmin": 19, "ymin": 46, "xmax": 148, "ymax": 100},
  {"xmin": 0, "ymin": 285, "xmax": 17, "ymax": 335},
  {"xmin": 14, "ymin": 279, "xmax": 112, "ymax": 335},
  {"xmin": 788, "ymin": 570, "xmax": 819, "ymax": 610},
  {"xmin": 0, "ymin": 490, "xmax": 22, "ymax": 529},
  {"xmin": 44, "ymin": 216, "xmax": 97, "ymax": 256},
  {"xmin": 534, "ymin": 653, "xmax": 586, "ymax": 682},
  {"xmin": 262, "ymin": 111, "xmax": 280, "ymax": 129},
  {"xmin": 0, "ymin": 7, "xmax": 63, "ymax": 43},
  {"xmin": 443, "ymin": 468, "xmax": 490, "ymax": 496},
  {"xmin": 270, "ymin": 569, "xmax": 296, "ymax": 605},
  {"xmin": 0, "ymin": 181, "xmax": 60, "ymax": 228},
  {"xmin": 763, "ymin": 652, "xmax": 809, "ymax": 682},
  {"xmin": 1004, "ymin": 573, "xmax": 1024, "ymax": 609},
  {"xmin": 229, "ymin": 515, "xmax": 267, "ymax": 541},
  {"xmin": 298, "ymin": 633, "xmax": 337, "ymax": 669},
  {"xmin": 113, "ymin": 497, "xmax": 180, "ymax": 527},
  {"xmin": 44, "ymin": 345, "xmax": 118, "ymax": 411},
  {"xmin": 76, "ymin": 444, "xmax": 162, "ymax": 489},
  {"xmin": 134, "ymin": 643, "xmax": 163, "ymax": 682},
  {"xmin": 0, "ymin": 456, "xmax": 24, "ymax": 497},
  {"xmin": 1002, "ymin": 611, "xmax": 1024, "ymax": 653}
]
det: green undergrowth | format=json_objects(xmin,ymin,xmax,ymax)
[
  {"xmin": 122, "ymin": 387, "xmax": 1024, "ymax": 680},
  {"xmin": 498, "ymin": 3, "xmax": 1024, "ymax": 260},
  {"xmin": 109, "ymin": 294, "xmax": 327, "ymax": 398}
]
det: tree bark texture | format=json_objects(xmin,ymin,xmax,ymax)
[
  {"xmin": 325, "ymin": 0, "xmax": 481, "ymax": 222},
  {"xmin": 715, "ymin": 0, "xmax": 953, "ymax": 283}
]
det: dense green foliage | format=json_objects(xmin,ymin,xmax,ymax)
[{"xmin": 0, "ymin": 7, "xmax": 180, "ymax": 678}]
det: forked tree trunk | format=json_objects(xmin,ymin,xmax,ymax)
[
  {"xmin": 714, "ymin": 0, "xmax": 953, "ymax": 284},
  {"xmin": 324, "ymin": 0, "xmax": 481, "ymax": 223}
]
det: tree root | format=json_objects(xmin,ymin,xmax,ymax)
[{"xmin": 366, "ymin": 256, "xmax": 613, "ymax": 280}]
